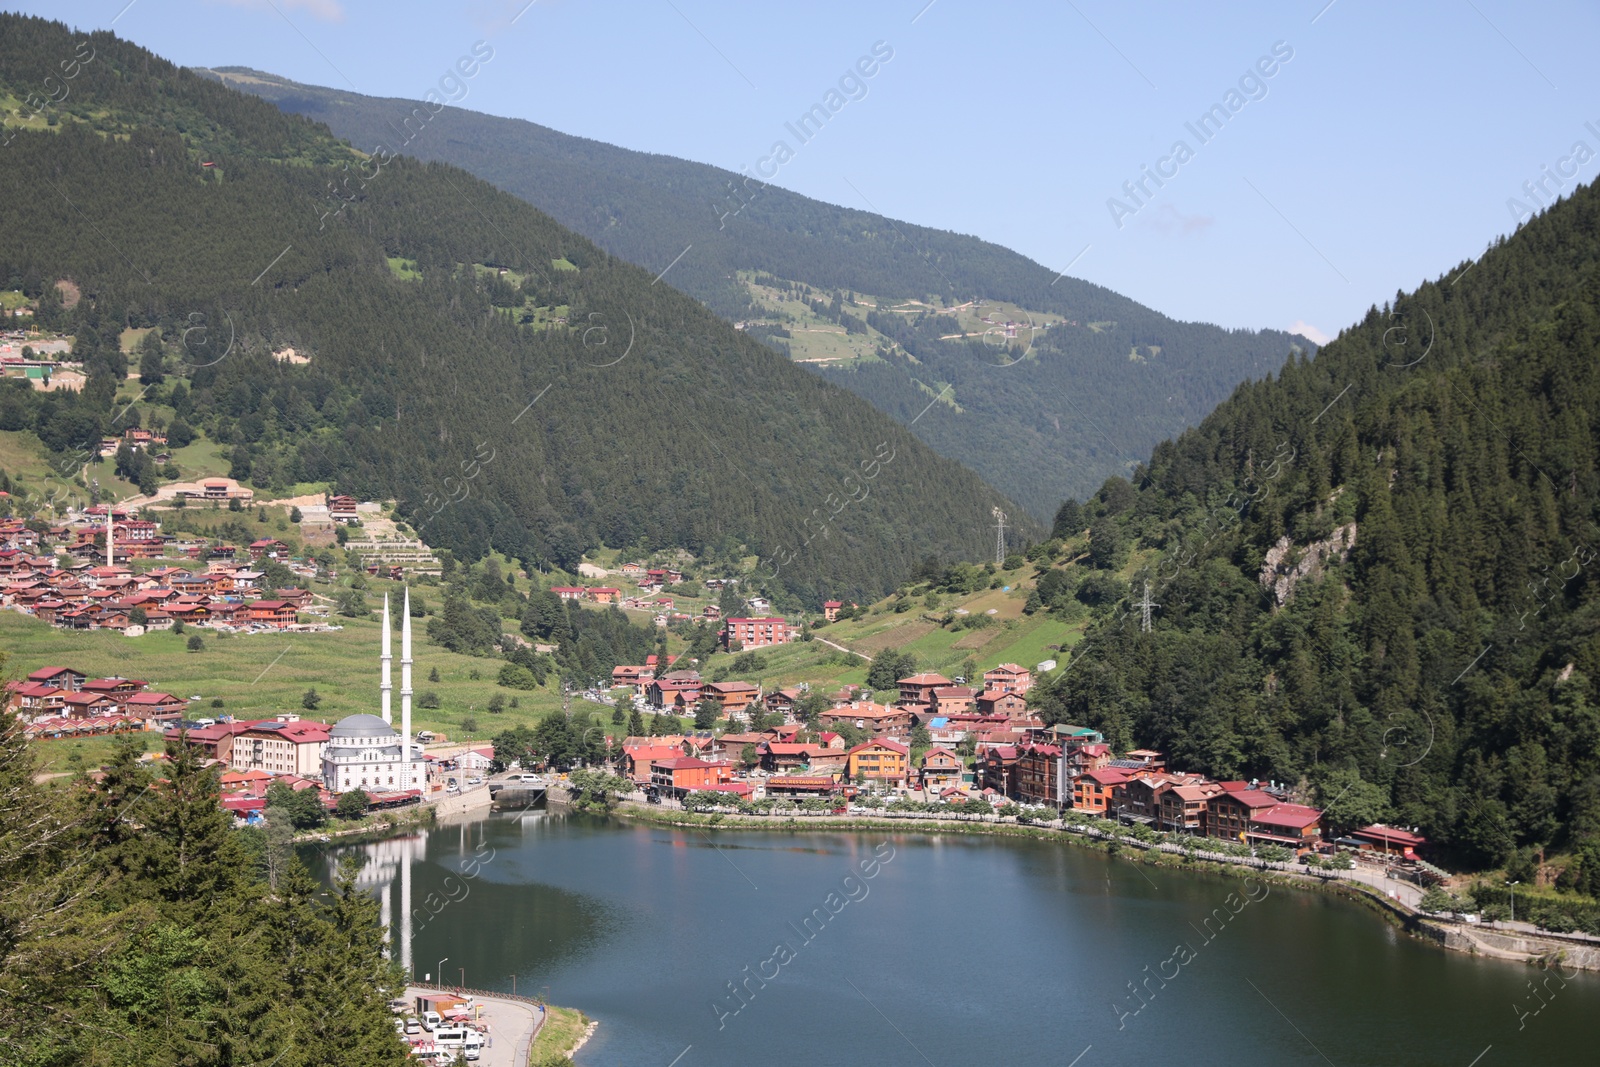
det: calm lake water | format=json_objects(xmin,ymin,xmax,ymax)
[{"xmin": 313, "ymin": 812, "xmax": 1598, "ymax": 1066}]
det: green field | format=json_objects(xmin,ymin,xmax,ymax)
[{"xmin": 1, "ymin": 603, "xmax": 566, "ymax": 749}]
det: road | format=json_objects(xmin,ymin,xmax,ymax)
[
  {"xmin": 405, "ymin": 985, "xmax": 544, "ymax": 1067},
  {"xmin": 813, "ymin": 635, "xmax": 868, "ymax": 660}
]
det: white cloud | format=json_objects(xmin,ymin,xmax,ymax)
[
  {"xmin": 1287, "ymin": 320, "xmax": 1330, "ymax": 345},
  {"xmin": 215, "ymin": 0, "xmax": 346, "ymax": 22}
]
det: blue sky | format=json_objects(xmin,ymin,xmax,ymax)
[{"xmin": 26, "ymin": 0, "xmax": 1600, "ymax": 342}]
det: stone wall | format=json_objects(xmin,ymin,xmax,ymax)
[
  {"xmin": 426, "ymin": 785, "xmax": 492, "ymax": 820},
  {"xmin": 1418, "ymin": 920, "xmax": 1600, "ymax": 971}
]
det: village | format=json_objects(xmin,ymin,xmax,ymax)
[
  {"xmin": 0, "ymin": 480, "xmax": 337, "ymax": 635},
  {"xmin": 599, "ymin": 648, "xmax": 1432, "ymax": 873}
]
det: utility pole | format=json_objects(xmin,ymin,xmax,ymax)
[
  {"xmin": 991, "ymin": 506, "xmax": 1006, "ymax": 566},
  {"xmin": 1138, "ymin": 580, "xmax": 1159, "ymax": 634}
]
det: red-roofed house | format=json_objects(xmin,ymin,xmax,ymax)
[
  {"xmin": 918, "ymin": 746, "xmax": 964, "ymax": 793},
  {"xmin": 623, "ymin": 745, "xmax": 686, "ymax": 784},
  {"xmin": 980, "ymin": 745, "xmax": 1020, "ymax": 795},
  {"xmin": 124, "ymin": 691, "xmax": 188, "ymax": 723},
  {"xmin": 975, "ymin": 689, "xmax": 1029, "ymax": 717},
  {"xmin": 1015, "ymin": 743, "xmax": 1069, "ymax": 807},
  {"xmin": 1348, "ymin": 824, "xmax": 1426, "ymax": 859},
  {"xmin": 722, "ymin": 616, "xmax": 794, "ymax": 650},
  {"xmin": 248, "ymin": 538, "xmax": 289, "ymax": 560},
  {"xmin": 61, "ymin": 692, "xmax": 119, "ymax": 719},
  {"xmin": 5, "ymin": 682, "xmax": 65, "ymax": 718},
  {"xmin": 897, "ymin": 672, "xmax": 951, "ymax": 706},
  {"xmin": 1205, "ymin": 788, "xmax": 1281, "ymax": 843},
  {"xmin": 1160, "ymin": 782, "xmax": 1225, "ymax": 834},
  {"xmin": 246, "ymin": 600, "xmax": 299, "ymax": 628},
  {"xmin": 1247, "ymin": 803, "xmax": 1324, "ymax": 850},
  {"xmin": 819, "ymin": 701, "xmax": 911, "ymax": 738},
  {"xmin": 1073, "ymin": 766, "xmax": 1129, "ymax": 814},
  {"xmin": 650, "ymin": 756, "xmax": 733, "ymax": 797},
  {"xmin": 928, "ymin": 685, "xmax": 976, "ymax": 716},
  {"xmin": 231, "ymin": 718, "xmax": 331, "ymax": 777},
  {"xmin": 704, "ymin": 681, "xmax": 761, "ymax": 717},
  {"xmin": 26, "ymin": 666, "xmax": 85, "ymax": 691},
  {"xmin": 847, "ymin": 740, "xmax": 909, "ymax": 788},
  {"xmin": 982, "ymin": 663, "xmax": 1033, "ymax": 695}
]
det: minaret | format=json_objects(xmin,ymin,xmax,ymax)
[
  {"xmin": 400, "ymin": 586, "xmax": 413, "ymax": 788},
  {"xmin": 105, "ymin": 512, "xmax": 114, "ymax": 568},
  {"xmin": 380, "ymin": 593, "xmax": 393, "ymax": 725}
]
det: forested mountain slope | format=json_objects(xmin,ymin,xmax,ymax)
[
  {"xmin": 1032, "ymin": 177, "xmax": 1600, "ymax": 873},
  {"xmin": 0, "ymin": 15, "xmax": 1032, "ymax": 602},
  {"xmin": 208, "ymin": 68, "xmax": 1310, "ymax": 516}
]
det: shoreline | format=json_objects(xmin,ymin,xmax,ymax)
[{"xmin": 606, "ymin": 802, "xmax": 1600, "ymax": 972}]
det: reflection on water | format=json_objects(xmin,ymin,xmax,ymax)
[{"xmin": 308, "ymin": 811, "xmax": 1600, "ymax": 1067}]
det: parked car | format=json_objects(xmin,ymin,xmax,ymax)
[
  {"xmin": 420, "ymin": 1010, "xmax": 442, "ymax": 1031},
  {"xmin": 466, "ymin": 776, "xmax": 484, "ymax": 786}
]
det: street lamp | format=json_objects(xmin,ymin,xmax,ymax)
[
  {"xmin": 1507, "ymin": 880, "xmax": 1520, "ymax": 924},
  {"xmin": 435, "ymin": 956, "xmax": 448, "ymax": 985},
  {"xmin": 459, "ymin": 966, "xmax": 465, "ymax": 989}
]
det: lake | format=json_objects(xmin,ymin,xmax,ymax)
[{"xmin": 314, "ymin": 812, "xmax": 1597, "ymax": 1066}]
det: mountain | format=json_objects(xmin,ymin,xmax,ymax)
[
  {"xmin": 205, "ymin": 68, "xmax": 1311, "ymax": 518},
  {"xmin": 0, "ymin": 14, "xmax": 1036, "ymax": 603},
  {"xmin": 1028, "ymin": 176, "xmax": 1600, "ymax": 874}
]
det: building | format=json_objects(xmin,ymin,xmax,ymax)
[
  {"xmin": 982, "ymin": 663, "xmax": 1033, "ymax": 695},
  {"xmin": 320, "ymin": 590, "xmax": 425, "ymax": 792},
  {"xmin": 26, "ymin": 665, "xmax": 84, "ymax": 691},
  {"xmin": 927, "ymin": 685, "xmax": 976, "ymax": 716},
  {"xmin": 722, "ymin": 616, "xmax": 794, "ymax": 650},
  {"xmin": 328, "ymin": 495, "xmax": 359, "ymax": 523},
  {"xmin": 321, "ymin": 714, "xmax": 409, "ymax": 793},
  {"xmin": 1159, "ymin": 782, "xmax": 1224, "ymax": 835},
  {"xmin": 1205, "ymin": 787, "xmax": 1281, "ymax": 843},
  {"xmin": 1347, "ymin": 824, "xmax": 1427, "ymax": 860},
  {"xmin": 818, "ymin": 700, "xmax": 911, "ymax": 738},
  {"xmin": 703, "ymin": 681, "xmax": 761, "ymax": 718},
  {"xmin": 124, "ymin": 691, "xmax": 187, "ymax": 724},
  {"xmin": 1247, "ymin": 803, "xmax": 1324, "ymax": 851},
  {"xmin": 980, "ymin": 745, "xmax": 1020, "ymax": 795},
  {"xmin": 1015, "ymin": 743, "xmax": 1070, "ymax": 807},
  {"xmin": 623, "ymin": 744, "xmax": 687, "ymax": 784},
  {"xmin": 846, "ymin": 740, "xmax": 910, "ymax": 789},
  {"xmin": 976, "ymin": 689, "xmax": 1029, "ymax": 717},
  {"xmin": 822, "ymin": 599, "xmax": 844, "ymax": 622},
  {"xmin": 246, "ymin": 600, "xmax": 299, "ymax": 628},
  {"xmin": 234, "ymin": 717, "xmax": 331, "ymax": 778},
  {"xmin": 919, "ymin": 746, "xmax": 965, "ymax": 793},
  {"xmin": 167, "ymin": 720, "xmax": 256, "ymax": 763},
  {"xmin": 650, "ymin": 756, "xmax": 734, "ymax": 797},
  {"xmin": 181, "ymin": 477, "xmax": 253, "ymax": 503},
  {"xmin": 897, "ymin": 672, "xmax": 951, "ymax": 706},
  {"xmin": 1072, "ymin": 767, "xmax": 1128, "ymax": 814}
]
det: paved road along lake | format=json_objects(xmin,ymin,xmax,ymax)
[{"xmin": 314, "ymin": 811, "xmax": 1597, "ymax": 1066}]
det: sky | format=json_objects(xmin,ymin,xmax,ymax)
[{"xmin": 21, "ymin": 0, "xmax": 1600, "ymax": 342}]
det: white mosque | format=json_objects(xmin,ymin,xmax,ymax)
[{"xmin": 321, "ymin": 589, "xmax": 425, "ymax": 794}]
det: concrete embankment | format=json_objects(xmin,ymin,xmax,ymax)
[{"xmin": 430, "ymin": 784, "xmax": 493, "ymax": 819}]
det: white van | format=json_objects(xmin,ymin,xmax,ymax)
[
  {"xmin": 420, "ymin": 1010, "xmax": 441, "ymax": 1031},
  {"xmin": 432, "ymin": 1026, "xmax": 485, "ymax": 1051}
]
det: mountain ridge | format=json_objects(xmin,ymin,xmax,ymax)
[
  {"xmin": 206, "ymin": 65, "xmax": 1313, "ymax": 517},
  {"xmin": 0, "ymin": 14, "xmax": 1036, "ymax": 604}
]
